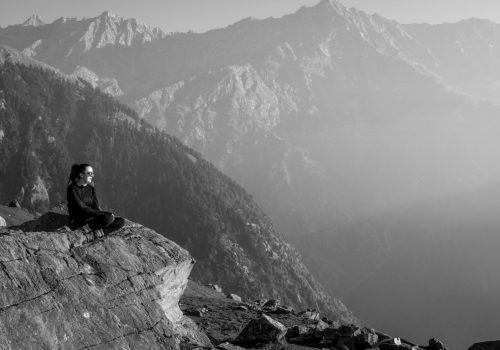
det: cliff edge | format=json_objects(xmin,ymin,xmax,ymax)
[{"xmin": 0, "ymin": 206, "xmax": 210, "ymax": 350}]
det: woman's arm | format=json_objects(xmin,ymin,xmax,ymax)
[{"xmin": 91, "ymin": 186, "xmax": 103, "ymax": 211}]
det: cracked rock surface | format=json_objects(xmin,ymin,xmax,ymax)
[{"xmin": 0, "ymin": 209, "xmax": 208, "ymax": 350}]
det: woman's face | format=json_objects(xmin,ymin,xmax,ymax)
[{"xmin": 80, "ymin": 166, "xmax": 94, "ymax": 185}]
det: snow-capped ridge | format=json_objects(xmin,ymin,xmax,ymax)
[
  {"xmin": 314, "ymin": 0, "xmax": 348, "ymax": 14},
  {"xmin": 22, "ymin": 14, "xmax": 45, "ymax": 27},
  {"xmin": 69, "ymin": 11, "xmax": 168, "ymax": 51},
  {"xmin": 94, "ymin": 10, "xmax": 166, "ymax": 36},
  {"xmin": 99, "ymin": 10, "xmax": 118, "ymax": 20}
]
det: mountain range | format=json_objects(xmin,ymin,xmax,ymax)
[
  {"xmin": 2, "ymin": 1, "xmax": 500, "ymax": 347},
  {"xmin": 3, "ymin": 0, "xmax": 500, "ymax": 232}
]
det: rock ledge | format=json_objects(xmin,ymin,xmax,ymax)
[{"xmin": 0, "ymin": 209, "xmax": 209, "ymax": 350}]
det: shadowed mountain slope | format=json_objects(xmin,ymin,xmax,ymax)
[{"xmin": 0, "ymin": 58, "xmax": 355, "ymax": 323}]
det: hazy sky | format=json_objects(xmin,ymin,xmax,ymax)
[{"xmin": 1, "ymin": 0, "xmax": 500, "ymax": 32}]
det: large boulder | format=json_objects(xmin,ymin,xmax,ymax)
[
  {"xmin": 0, "ymin": 215, "xmax": 6, "ymax": 228},
  {"xmin": 354, "ymin": 327, "xmax": 379, "ymax": 348},
  {"xmin": 227, "ymin": 294, "xmax": 242, "ymax": 302},
  {"xmin": 297, "ymin": 309, "xmax": 320, "ymax": 321},
  {"xmin": 262, "ymin": 299, "xmax": 280, "ymax": 311},
  {"xmin": 467, "ymin": 341, "xmax": 500, "ymax": 350},
  {"xmin": 286, "ymin": 324, "xmax": 316, "ymax": 344},
  {"xmin": 275, "ymin": 305, "xmax": 294, "ymax": 314},
  {"xmin": 235, "ymin": 314, "xmax": 287, "ymax": 344},
  {"xmin": 428, "ymin": 338, "xmax": 448, "ymax": 350},
  {"xmin": 0, "ymin": 210, "xmax": 210, "ymax": 350}
]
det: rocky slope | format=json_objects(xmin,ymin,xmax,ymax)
[
  {"xmin": 0, "ymin": 206, "xmax": 209, "ymax": 350},
  {"xmin": 180, "ymin": 280, "xmax": 459, "ymax": 350},
  {"xmin": 403, "ymin": 19, "xmax": 500, "ymax": 105}
]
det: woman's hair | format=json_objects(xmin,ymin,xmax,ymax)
[{"xmin": 68, "ymin": 163, "xmax": 91, "ymax": 184}]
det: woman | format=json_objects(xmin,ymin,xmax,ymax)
[{"xmin": 67, "ymin": 163, "xmax": 125, "ymax": 242}]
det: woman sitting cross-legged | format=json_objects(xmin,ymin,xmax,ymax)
[{"xmin": 67, "ymin": 163, "xmax": 125, "ymax": 242}]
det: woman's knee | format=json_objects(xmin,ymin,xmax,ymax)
[
  {"xmin": 103, "ymin": 217, "xmax": 125, "ymax": 234},
  {"xmin": 101, "ymin": 213, "xmax": 114, "ymax": 227}
]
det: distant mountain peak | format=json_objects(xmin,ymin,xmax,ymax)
[
  {"xmin": 22, "ymin": 14, "xmax": 45, "ymax": 27},
  {"xmin": 316, "ymin": 0, "xmax": 347, "ymax": 12},
  {"xmin": 98, "ymin": 10, "xmax": 120, "ymax": 22},
  {"xmin": 100, "ymin": 10, "xmax": 117, "ymax": 18}
]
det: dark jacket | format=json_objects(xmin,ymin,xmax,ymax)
[{"xmin": 67, "ymin": 183, "xmax": 103, "ymax": 228}]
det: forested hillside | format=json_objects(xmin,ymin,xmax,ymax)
[{"xmin": 0, "ymin": 61, "xmax": 355, "ymax": 323}]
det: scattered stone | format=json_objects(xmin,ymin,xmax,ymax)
[
  {"xmin": 254, "ymin": 299, "xmax": 266, "ymax": 306},
  {"xmin": 235, "ymin": 314, "xmax": 287, "ymax": 344},
  {"xmin": 323, "ymin": 327, "xmax": 339, "ymax": 340},
  {"xmin": 234, "ymin": 305, "xmax": 248, "ymax": 311},
  {"xmin": 355, "ymin": 327, "xmax": 379, "ymax": 348},
  {"xmin": 0, "ymin": 216, "xmax": 6, "ymax": 228},
  {"xmin": 274, "ymin": 305, "xmax": 294, "ymax": 314},
  {"xmin": 428, "ymin": 338, "xmax": 447, "ymax": 350},
  {"xmin": 382, "ymin": 338, "xmax": 402, "ymax": 345},
  {"xmin": 217, "ymin": 342, "xmax": 246, "ymax": 350},
  {"xmin": 380, "ymin": 344, "xmax": 414, "ymax": 350},
  {"xmin": 8, "ymin": 200, "xmax": 20, "ymax": 208},
  {"xmin": 297, "ymin": 310, "xmax": 320, "ymax": 321},
  {"xmin": 263, "ymin": 299, "xmax": 280, "ymax": 310},
  {"xmin": 313, "ymin": 319, "xmax": 330, "ymax": 338},
  {"xmin": 380, "ymin": 338, "xmax": 415, "ymax": 350},
  {"xmin": 338, "ymin": 324, "xmax": 362, "ymax": 338},
  {"xmin": 321, "ymin": 316, "xmax": 332, "ymax": 323},
  {"xmin": 244, "ymin": 302, "xmax": 261, "ymax": 311},
  {"xmin": 185, "ymin": 308, "xmax": 208, "ymax": 317},
  {"xmin": 335, "ymin": 324, "xmax": 362, "ymax": 349},
  {"xmin": 286, "ymin": 325, "xmax": 315, "ymax": 340},
  {"xmin": 207, "ymin": 284, "xmax": 223, "ymax": 293},
  {"xmin": 377, "ymin": 332, "xmax": 393, "ymax": 343},
  {"xmin": 227, "ymin": 294, "xmax": 242, "ymax": 302},
  {"xmin": 287, "ymin": 336, "xmax": 316, "ymax": 345}
]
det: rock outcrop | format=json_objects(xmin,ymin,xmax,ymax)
[
  {"xmin": 235, "ymin": 314, "xmax": 287, "ymax": 344},
  {"xmin": 0, "ymin": 208, "xmax": 210, "ymax": 349}
]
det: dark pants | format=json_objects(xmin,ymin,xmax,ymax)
[{"xmin": 71, "ymin": 212, "xmax": 125, "ymax": 234}]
